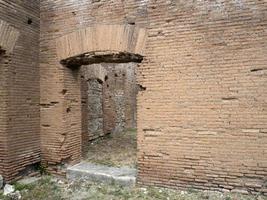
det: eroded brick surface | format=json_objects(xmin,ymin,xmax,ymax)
[
  {"xmin": 102, "ymin": 63, "xmax": 138, "ymax": 133},
  {"xmin": 137, "ymin": 1, "xmax": 267, "ymax": 194},
  {"xmin": 40, "ymin": 0, "xmax": 148, "ymax": 173},
  {"xmin": 40, "ymin": 0, "xmax": 267, "ymax": 193},
  {"xmin": 0, "ymin": 0, "xmax": 265, "ymax": 194},
  {"xmin": 87, "ymin": 79, "xmax": 104, "ymax": 139},
  {"xmin": 0, "ymin": 54, "xmax": 9, "ymax": 179},
  {"xmin": 0, "ymin": 0, "xmax": 40, "ymax": 182}
]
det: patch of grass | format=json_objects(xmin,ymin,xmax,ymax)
[
  {"xmin": 0, "ymin": 192, "xmax": 6, "ymax": 200},
  {"xmin": 224, "ymin": 196, "xmax": 232, "ymax": 200},
  {"xmin": 34, "ymin": 163, "xmax": 49, "ymax": 175},
  {"xmin": 187, "ymin": 187, "xmax": 199, "ymax": 194},
  {"xmin": 89, "ymin": 159, "xmax": 117, "ymax": 167},
  {"xmin": 7, "ymin": 178, "xmax": 64, "ymax": 200},
  {"xmin": 2, "ymin": 176, "xmax": 266, "ymax": 200},
  {"xmin": 13, "ymin": 182, "xmax": 35, "ymax": 191},
  {"xmin": 127, "ymin": 128, "xmax": 137, "ymax": 133},
  {"xmin": 85, "ymin": 129, "xmax": 137, "ymax": 168},
  {"xmin": 19, "ymin": 177, "xmax": 61, "ymax": 200}
]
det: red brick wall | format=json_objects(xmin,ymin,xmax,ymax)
[
  {"xmin": 40, "ymin": 0, "xmax": 147, "ymax": 170},
  {"xmin": 0, "ymin": 0, "xmax": 40, "ymax": 182},
  {"xmin": 0, "ymin": 53, "xmax": 9, "ymax": 179},
  {"xmin": 40, "ymin": 0, "xmax": 267, "ymax": 194},
  {"xmin": 137, "ymin": 1, "xmax": 267, "ymax": 194}
]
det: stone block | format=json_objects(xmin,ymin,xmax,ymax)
[{"xmin": 0, "ymin": 175, "xmax": 3, "ymax": 189}]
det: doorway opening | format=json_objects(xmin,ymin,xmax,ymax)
[
  {"xmin": 81, "ymin": 62, "xmax": 138, "ymax": 168},
  {"xmin": 61, "ymin": 51, "xmax": 143, "ymax": 169}
]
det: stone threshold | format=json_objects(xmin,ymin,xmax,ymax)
[{"xmin": 66, "ymin": 162, "xmax": 136, "ymax": 187}]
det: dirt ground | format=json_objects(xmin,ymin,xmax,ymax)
[
  {"xmin": 84, "ymin": 129, "xmax": 137, "ymax": 168},
  {"xmin": 0, "ymin": 176, "xmax": 266, "ymax": 200},
  {"xmin": 1, "ymin": 130, "xmax": 265, "ymax": 200}
]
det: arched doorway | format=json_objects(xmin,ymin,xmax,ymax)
[
  {"xmin": 40, "ymin": 25, "xmax": 147, "ymax": 171},
  {"xmin": 61, "ymin": 51, "xmax": 143, "ymax": 167}
]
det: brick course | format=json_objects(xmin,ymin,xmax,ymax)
[
  {"xmin": 137, "ymin": 0, "xmax": 267, "ymax": 194},
  {"xmin": 0, "ymin": 0, "xmax": 266, "ymax": 194},
  {"xmin": 40, "ymin": 0, "xmax": 267, "ymax": 194},
  {"xmin": 0, "ymin": 0, "xmax": 40, "ymax": 182}
]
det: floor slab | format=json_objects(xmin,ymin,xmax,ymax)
[{"xmin": 67, "ymin": 162, "xmax": 137, "ymax": 187}]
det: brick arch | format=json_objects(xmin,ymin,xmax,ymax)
[
  {"xmin": 0, "ymin": 20, "xmax": 19, "ymax": 53},
  {"xmin": 42, "ymin": 24, "xmax": 147, "ymax": 171},
  {"xmin": 56, "ymin": 24, "xmax": 147, "ymax": 61}
]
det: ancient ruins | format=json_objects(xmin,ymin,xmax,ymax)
[{"xmin": 0, "ymin": 0, "xmax": 266, "ymax": 195}]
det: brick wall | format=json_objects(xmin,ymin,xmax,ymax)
[
  {"xmin": 40, "ymin": 0, "xmax": 146, "ymax": 169},
  {"xmin": 0, "ymin": 0, "xmax": 40, "ymax": 182},
  {"xmin": 102, "ymin": 62, "xmax": 138, "ymax": 133},
  {"xmin": 40, "ymin": 0, "xmax": 267, "ymax": 194},
  {"xmin": 137, "ymin": 1, "xmax": 267, "ymax": 194},
  {"xmin": 0, "ymin": 53, "xmax": 9, "ymax": 179}
]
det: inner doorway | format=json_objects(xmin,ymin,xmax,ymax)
[
  {"xmin": 81, "ymin": 62, "xmax": 138, "ymax": 168},
  {"xmin": 60, "ymin": 51, "xmax": 143, "ymax": 169}
]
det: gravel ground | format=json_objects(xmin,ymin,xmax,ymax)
[
  {"xmin": 84, "ymin": 129, "xmax": 137, "ymax": 168},
  {"xmin": 0, "ymin": 176, "xmax": 266, "ymax": 200}
]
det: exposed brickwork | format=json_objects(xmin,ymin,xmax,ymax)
[
  {"xmin": 137, "ymin": 0, "xmax": 267, "ymax": 194},
  {"xmin": 56, "ymin": 25, "xmax": 147, "ymax": 60},
  {"xmin": 0, "ymin": 53, "xmax": 9, "ymax": 179},
  {"xmin": 0, "ymin": 19, "xmax": 19, "ymax": 53},
  {"xmin": 102, "ymin": 63, "xmax": 138, "ymax": 133},
  {"xmin": 0, "ymin": 0, "xmax": 40, "ymax": 182},
  {"xmin": 40, "ymin": 1, "xmax": 147, "ymax": 172},
  {"xmin": 17, "ymin": 0, "xmax": 265, "ymax": 194}
]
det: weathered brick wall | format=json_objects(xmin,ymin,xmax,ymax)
[
  {"xmin": 102, "ymin": 63, "xmax": 138, "ymax": 133},
  {"xmin": 138, "ymin": 1, "xmax": 267, "ymax": 194},
  {"xmin": 87, "ymin": 79, "xmax": 104, "ymax": 139},
  {"xmin": 81, "ymin": 64, "xmax": 106, "ymax": 145},
  {"xmin": 40, "ymin": 0, "xmax": 147, "ymax": 170},
  {"xmin": 137, "ymin": 1, "xmax": 267, "ymax": 194},
  {"xmin": 81, "ymin": 72, "xmax": 89, "ymax": 153},
  {"xmin": 0, "ymin": 0, "xmax": 40, "ymax": 182},
  {"xmin": 40, "ymin": 0, "xmax": 267, "ymax": 193},
  {"xmin": 0, "ymin": 53, "xmax": 9, "ymax": 179}
]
